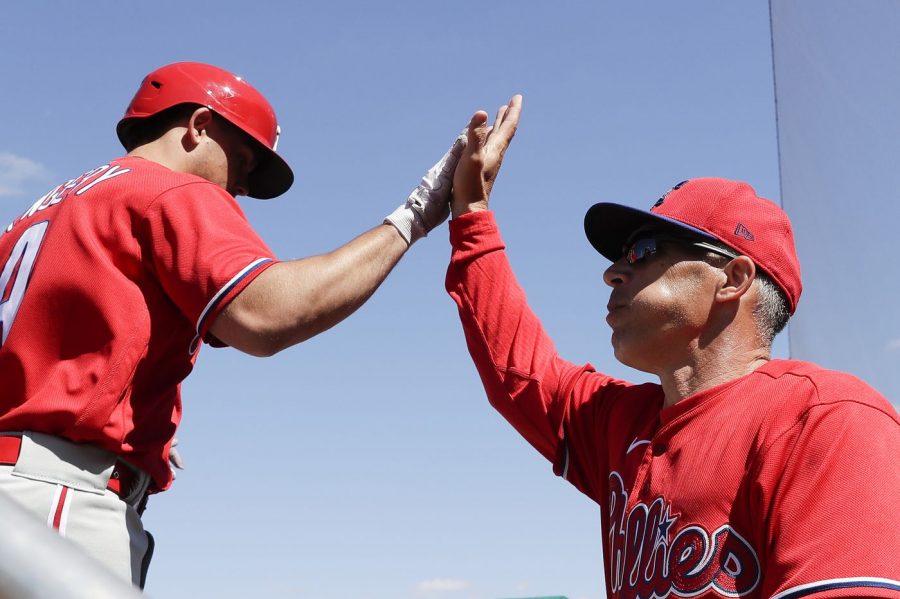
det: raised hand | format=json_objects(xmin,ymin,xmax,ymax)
[{"xmin": 451, "ymin": 95, "xmax": 523, "ymax": 217}]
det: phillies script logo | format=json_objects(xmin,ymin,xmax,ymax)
[{"xmin": 608, "ymin": 472, "xmax": 761, "ymax": 598}]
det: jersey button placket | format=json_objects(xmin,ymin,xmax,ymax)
[
  {"xmin": 628, "ymin": 441, "xmax": 657, "ymax": 508},
  {"xmin": 634, "ymin": 440, "xmax": 669, "ymax": 502}
]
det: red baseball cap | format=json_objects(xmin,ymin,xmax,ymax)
[{"xmin": 584, "ymin": 178, "xmax": 802, "ymax": 313}]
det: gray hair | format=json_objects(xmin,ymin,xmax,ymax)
[
  {"xmin": 752, "ymin": 270, "xmax": 791, "ymax": 345},
  {"xmin": 694, "ymin": 241, "xmax": 791, "ymax": 346}
]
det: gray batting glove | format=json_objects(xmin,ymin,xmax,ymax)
[{"xmin": 384, "ymin": 131, "xmax": 467, "ymax": 245}]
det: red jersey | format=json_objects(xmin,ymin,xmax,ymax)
[
  {"xmin": 446, "ymin": 211, "xmax": 900, "ymax": 599},
  {"xmin": 0, "ymin": 157, "xmax": 277, "ymax": 490}
]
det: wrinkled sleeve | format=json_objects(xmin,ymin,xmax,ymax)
[
  {"xmin": 141, "ymin": 182, "xmax": 279, "ymax": 345},
  {"xmin": 446, "ymin": 210, "xmax": 621, "ymax": 499},
  {"xmin": 754, "ymin": 388, "xmax": 900, "ymax": 598}
]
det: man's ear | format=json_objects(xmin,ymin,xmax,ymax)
[
  {"xmin": 716, "ymin": 255, "xmax": 756, "ymax": 304},
  {"xmin": 185, "ymin": 107, "xmax": 214, "ymax": 148}
]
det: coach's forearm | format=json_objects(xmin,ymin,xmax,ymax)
[
  {"xmin": 446, "ymin": 210, "xmax": 572, "ymax": 463},
  {"xmin": 211, "ymin": 224, "xmax": 408, "ymax": 356}
]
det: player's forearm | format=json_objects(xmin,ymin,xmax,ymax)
[{"xmin": 212, "ymin": 224, "xmax": 407, "ymax": 356}]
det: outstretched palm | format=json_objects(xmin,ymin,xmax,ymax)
[{"xmin": 451, "ymin": 95, "xmax": 523, "ymax": 217}]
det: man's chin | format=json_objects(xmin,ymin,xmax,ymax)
[{"xmin": 611, "ymin": 338, "xmax": 656, "ymax": 374}]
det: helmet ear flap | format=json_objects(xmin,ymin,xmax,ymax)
[{"xmin": 117, "ymin": 62, "xmax": 294, "ymax": 199}]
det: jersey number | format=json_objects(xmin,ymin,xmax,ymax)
[{"xmin": 0, "ymin": 221, "xmax": 49, "ymax": 347}]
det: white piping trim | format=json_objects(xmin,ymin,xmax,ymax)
[
  {"xmin": 47, "ymin": 484, "xmax": 64, "ymax": 528},
  {"xmin": 627, "ymin": 438, "xmax": 651, "ymax": 454},
  {"xmin": 195, "ymin": 258, "xmax": 271, "ymax": 334},
  {"xmin": 771, "ymin": 577, "xmax": 900, "ymax": 599},
  {"xmin": 47, "ymin": 484, "xmax": 72, "ymax": 535}
]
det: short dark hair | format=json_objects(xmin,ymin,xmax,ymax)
[{"xmin": 118, "ymin": 103, "xmax": 200, "ymax": 152}]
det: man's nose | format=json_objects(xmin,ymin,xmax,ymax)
[{"xmin": 603, "ymin": 259, "xmax": 631, "ymax": 288}]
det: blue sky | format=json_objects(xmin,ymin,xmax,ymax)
[{"xmin": 0, "ymin": 2, "xmax": 895, "ymax": 599}]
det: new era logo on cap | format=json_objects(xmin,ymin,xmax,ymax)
[{"xmin": 734, "ymin": 223, "xmax": 754, "ymax": 241}]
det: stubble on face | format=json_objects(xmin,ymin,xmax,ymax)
[{"xmin": 607, "ymin": 253, "xmax": 719, "ymax": 374}]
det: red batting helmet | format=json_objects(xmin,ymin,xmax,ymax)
[{"xmin": 116, "ymin": 61, "xmax": 294, "ymax": 199}]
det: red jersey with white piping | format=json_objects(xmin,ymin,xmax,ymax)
[
  {"xmin": 446, "ymin": 210, "xmax": 900, "ymax": 599},
  {"xmin": 0, "ymin": 156, "xmax": 277, "ymax": 490}
]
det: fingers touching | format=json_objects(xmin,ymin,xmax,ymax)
[{"xmin": 451, "ymin": 95, "xmax": 523, "ymax": 216}]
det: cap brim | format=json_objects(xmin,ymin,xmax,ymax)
[
  {"xmin": 583, "ymin": 202, "xmax": 718, "ymax": 262},
  {"xmin": 247, "ymin": 150, "xmax": 294, "ymax": 200}
]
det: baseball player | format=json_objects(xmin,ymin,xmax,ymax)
[
  {"xmin": 0, "ymin": 61, "xmax": 464, "ymax": 588},
  {"xmin": 447, "ymin": 97, "xmax": 900, "ymax": 598}
]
